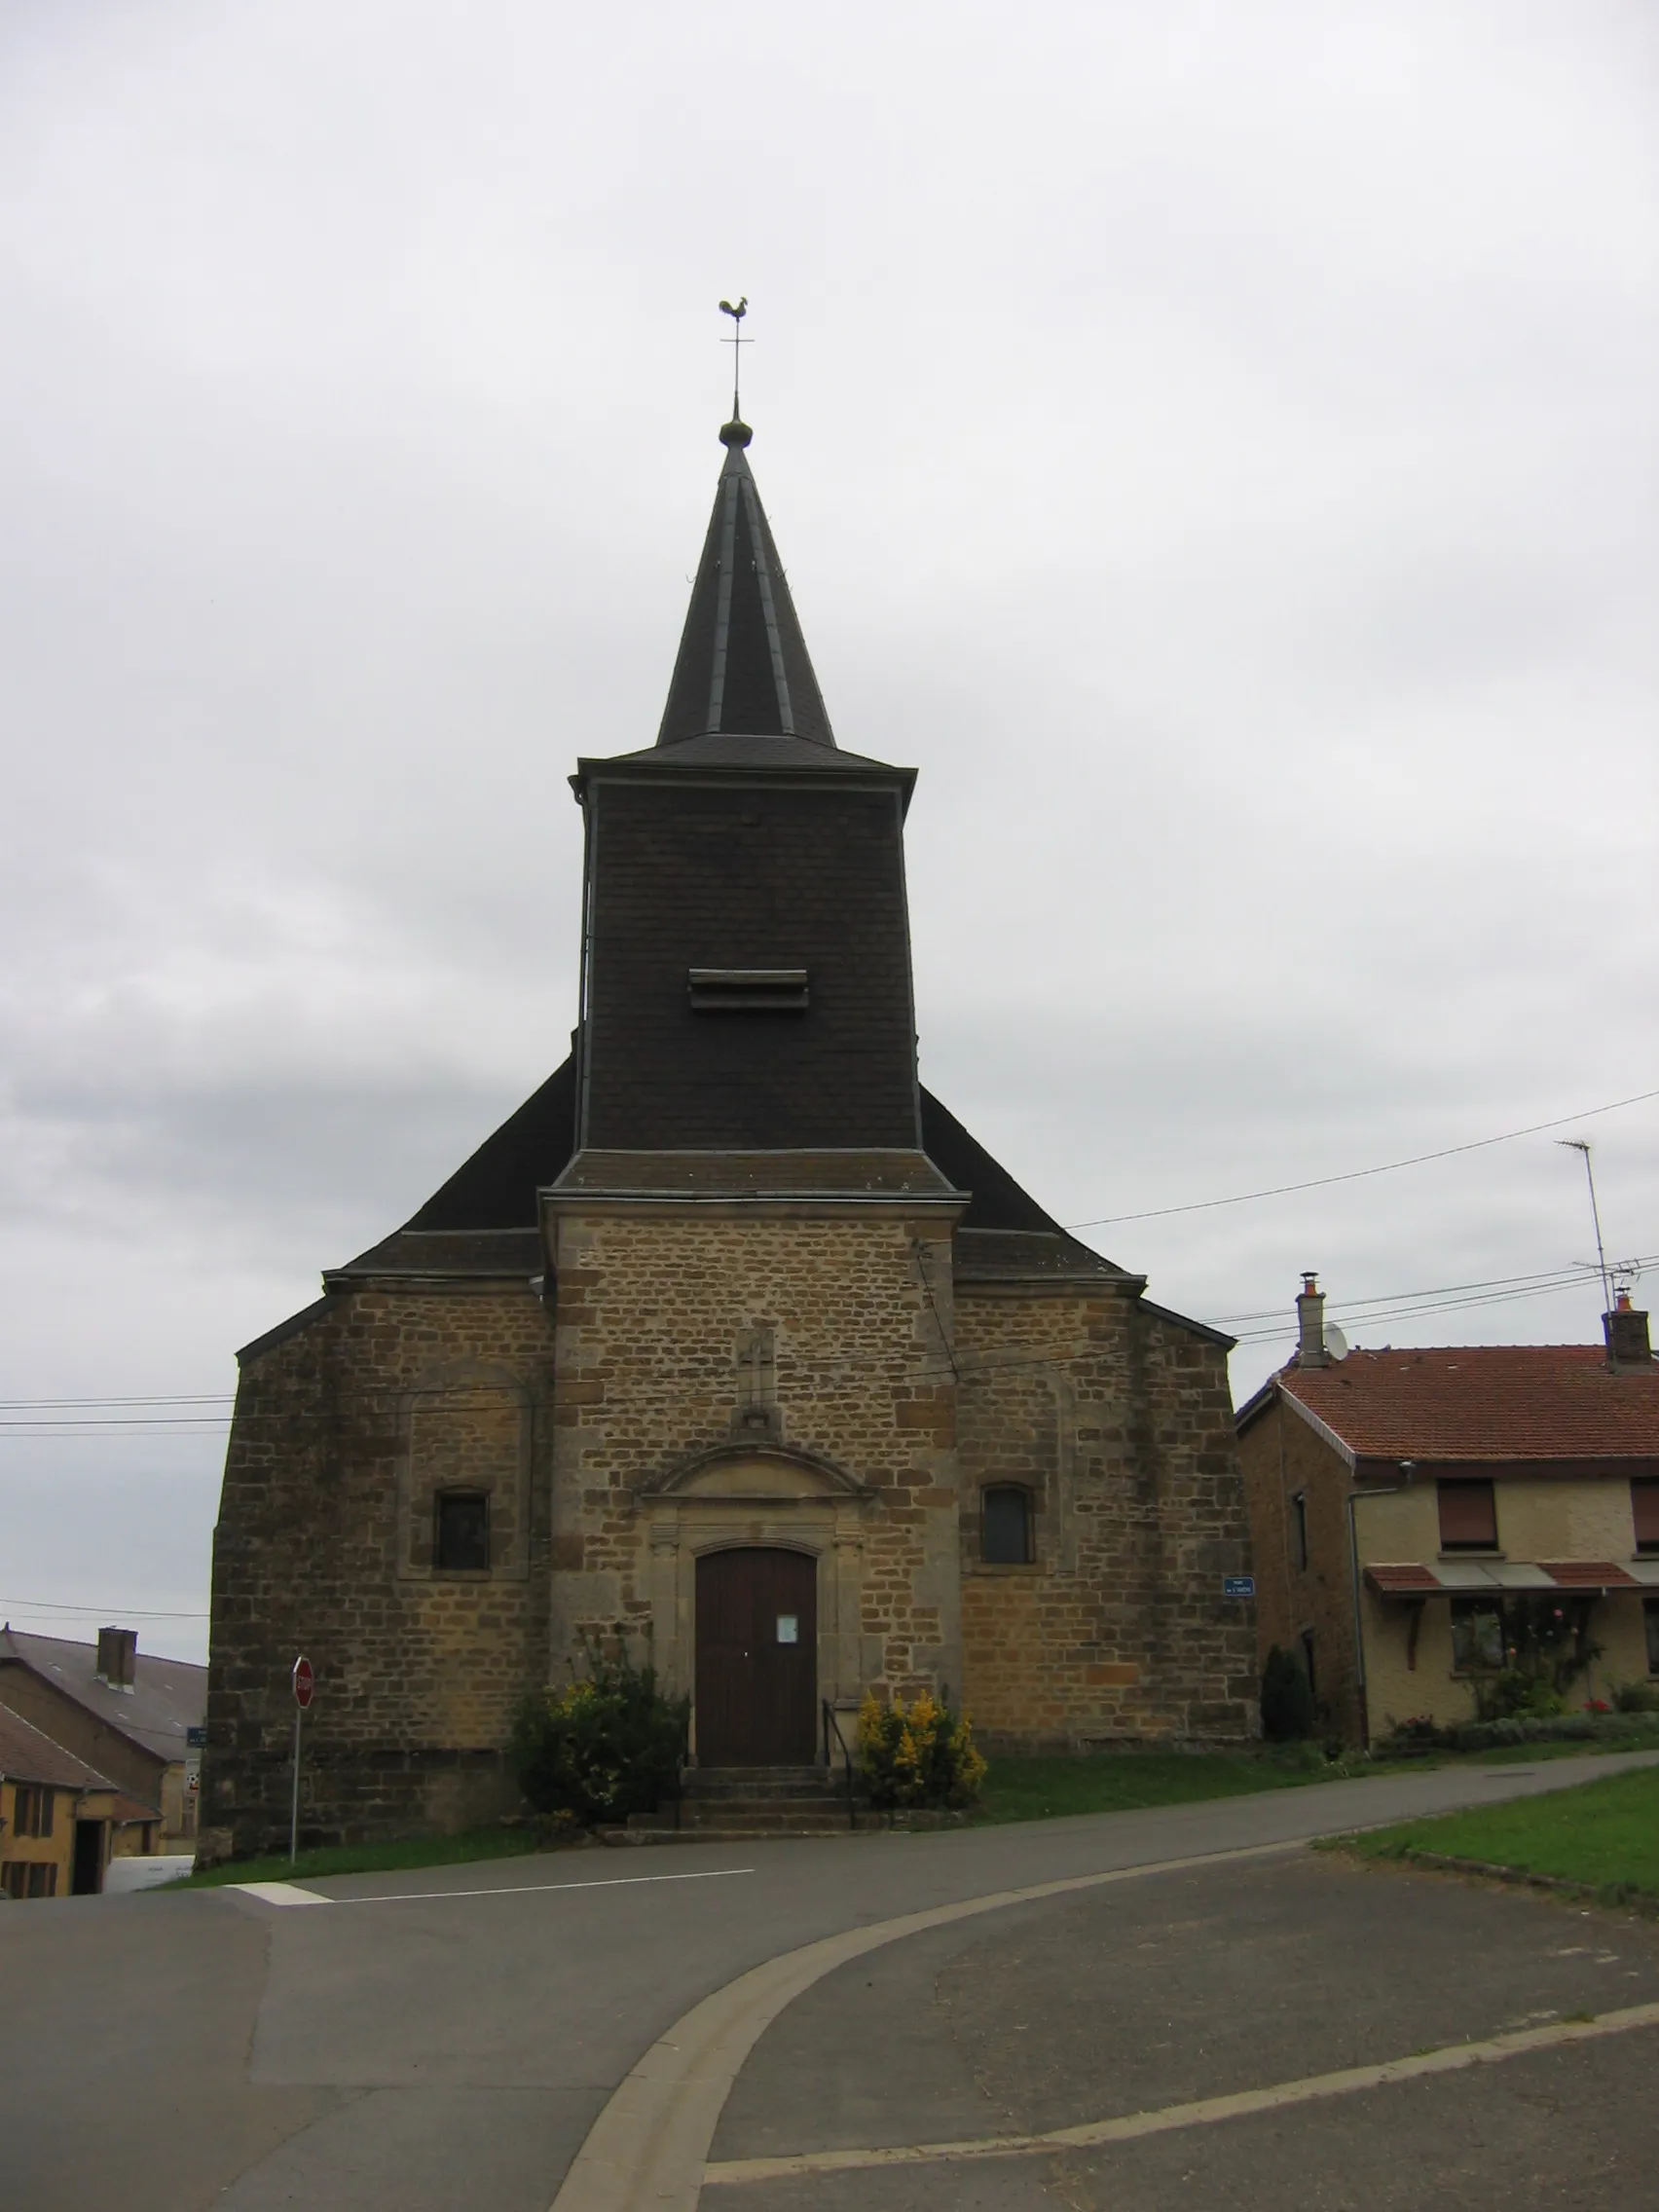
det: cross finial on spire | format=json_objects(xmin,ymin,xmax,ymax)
[{"xmin": 719, "ymin": 296, "xmax": 752, "ymax": 446}]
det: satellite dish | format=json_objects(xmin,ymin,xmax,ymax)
[{"xmin": 1325, "ymin": 1321, "xmax": 1349, "ymax": 1361}]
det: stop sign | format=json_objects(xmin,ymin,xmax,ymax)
[{"xmin": 292, "ymin": 1656, "xmax": 314, "ymax": 1710}]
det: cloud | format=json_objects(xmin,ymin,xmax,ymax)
[{"xmin": 0, "ymin": 0, "xmax": 1653, "ymax": 1638}]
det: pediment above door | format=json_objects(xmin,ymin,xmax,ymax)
[{"xmin": 635, "ymin": 1442, "xmax": 870, "ymax": 1505}]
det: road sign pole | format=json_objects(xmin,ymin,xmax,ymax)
[
  {"xmin": 288, "ymin": 1654, "xmax": 313, "ymax": 1867},
  {"xmin": 289, "ymin": 1702, "xmax": 302, "ymax": 1865}
]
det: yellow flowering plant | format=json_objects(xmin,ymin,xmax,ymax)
[{"xmin": 857, "ymin": 1688, "xmax": 987, "ymax": 1809}]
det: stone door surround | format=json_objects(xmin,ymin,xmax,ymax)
[{"xmin": 632, "ymin": 1444, "xmax": 872, "ymax": 1740}]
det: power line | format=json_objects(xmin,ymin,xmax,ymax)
[
  {"xmin": 0, "ymin": 1247, "xmax": 1646, "ymax": 1440},
  {"xmin": 1, "ymin": 1599, "xmax": 209, "ymax": 1618},
  {"xmin": 1064, "ymin": 1082, "xmax": 1659, "ymax": 1229},
  {"xmin": 1205, "ymin": 1258, "xmax": 1629, "ymax": 1329}
]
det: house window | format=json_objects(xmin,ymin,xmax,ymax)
[
  {"xmin": 11, "ymin": 1786, "xmax": 53, "ymax": 1839},
  {"xmin": 1, "ymin": 1862, "xmax": 55, "ymax": 1899},
  {"xmin": 1438, "ymin": 1479, "xmax": 1498, "ymax": 1552},
  {"xmin": 981, "ymin": 1485, "xmax": 1034, "ymax": 1566},
  {"xmin": 1646, "ymin": 1600, "xmax": 1659, "ymax": 1677},
  {"xmin": 1299, "ymin": 1629, "xmax": 1317, "ymax": 1698},
  {"xmin": 1291, "ymin": 1492, "xmax": 1309, "ymax": 1572},
  {"xmin": 434, "ymin": 1490, "xmax": 490, "ymax": 1572},
  {"xmin": 1633, "ymin": 1480, "xmax": 1659, "ymax": 1555},
  {"xmin": 1450, "ymin": 1598, "xmax": 1505, "ymax": 1672}
]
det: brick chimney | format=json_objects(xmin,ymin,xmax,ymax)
[
  {"xmin": 1604, "ymin": 1292, "xmax": 1653, "ymax": 1373},
  {"xmin": 1296, "ymin": 1272, "xmax": 1329, "ymax": 1368},
  {"xmin": 95, "ymin": 1626, "xmax": 138, "ymax": 1689}
]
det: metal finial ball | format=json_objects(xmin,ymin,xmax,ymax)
[{"xmin": 719, "ymin": 417, "xmax": 753, "ymax": 448}]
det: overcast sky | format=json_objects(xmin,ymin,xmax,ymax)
[{"xmin": 2, "ymin": 3, "xmax": 1654, "ymax": 1665}]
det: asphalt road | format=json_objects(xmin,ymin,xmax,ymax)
[{"xmin": 3, "ymin": 1751, "xmax": 1656, "ymax": 2212}]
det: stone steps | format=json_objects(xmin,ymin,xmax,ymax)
[
  {"xmin": 682, "ymin": 1765, "xmax": 845, "ymax": 1800},
  {"xmin": 623, "ymin": 1762, "xmax": 863, "ymax": 1838}
]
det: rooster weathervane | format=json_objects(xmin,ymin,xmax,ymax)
[{"xmin": 719, "ymin": 295, "xmax": 750, "ymax": 421}]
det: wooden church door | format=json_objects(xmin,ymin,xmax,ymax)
[{"xmin": 694, "ymin": 1548, "xmax": 817, "ymax": 1766}]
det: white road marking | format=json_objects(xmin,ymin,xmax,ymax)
[
  {"xmin": 343, "ymin": 1865, "xmax": 756, "ymax": 1904},
  {"xmin": 704, "ymin": 2002, "xmax": 1659, "ymax": 2186},
  {"xmin": 250, "ymin": 1864, "xmax": 757, "ymax": 1908}
]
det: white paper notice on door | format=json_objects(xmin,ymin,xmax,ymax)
[{"xmin": 775, "ymin": 1614, "xmax": 799, "ymax": 1644}]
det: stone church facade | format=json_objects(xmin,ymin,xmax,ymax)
[{"xmin": 203, "ymin": 413, "xmax": 1257, "ymax": 1853}]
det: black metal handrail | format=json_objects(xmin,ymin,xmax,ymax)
[{"xmin": 822, "ymin": 1699, "xmax": 858, "ymax": 1830}]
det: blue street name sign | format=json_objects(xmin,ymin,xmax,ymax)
[
  {"xmin": 1223, "ymin": 1574, "xmax": 1256, "ymax": 1599},
  {"xmin": 186, "ymin": 1725, "xmax": 207, "ymax": 1748}
]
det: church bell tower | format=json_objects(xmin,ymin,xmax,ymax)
[{"xmin": 570, "ymin": 415, "xmax": 923, "ymax": 1157}]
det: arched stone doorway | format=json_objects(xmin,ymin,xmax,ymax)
[{"xmin": 631, "ymin": 1443, "xmax": 872, "ymax": 1762}]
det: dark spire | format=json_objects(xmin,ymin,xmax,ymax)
[{"xmin": 655, "ymin": 422, "xmax": 835, "ymax": 749}]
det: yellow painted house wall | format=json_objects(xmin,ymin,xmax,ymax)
[
  {"xmin": 0, "ymin": 1779, "xmax": 76, "ymax": 1899},
  {"xmin": 1359, "ymin": 1476, "xmax": 1654, "ymax": 1737}
]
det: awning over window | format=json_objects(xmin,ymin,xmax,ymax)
[{"xmin": 1365, "ymin": 1561, "xmax": 1646, "ymax": 1597}]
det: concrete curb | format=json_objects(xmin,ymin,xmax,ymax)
[
  {"xmin": 1393, "ymin": 1847, "xmax": 1659, "ymax": 1918},
  {"xmin": 546, "ymin": 1837, "xmax": 1300, "ymax": 2212}
]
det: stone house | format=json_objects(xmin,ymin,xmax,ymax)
[
  {"xmin": 1236, "ymin": 1277, "xmax": 1659, "ymax": 1744},
  {"xmin": 0, "ymin": 1703, "xmax": 158, "ymax": 1899},
  {"xmin": 0, "ymin": 1626, "xmax": 205, "ymax": 1856},
  {"xmin": 203, "ymin": 410, "xmax": 1259, "ymax": 1854}
]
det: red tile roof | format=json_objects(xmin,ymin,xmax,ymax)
[
  {"xmin": 1536, "ymin": 1560, "xmax": 1640, "ymax": 1588},
  {"xmin": 1365, "ymin": 1561, "xmax": 1642, "ymax": 1595},
  {"xmin": 1279, "ymin": 1345, "xmax": 1659, "ymax": 1464},
  {"xmin": 1365, "ymin": 1564, "xmax": 1443, "ymax": 1595}
]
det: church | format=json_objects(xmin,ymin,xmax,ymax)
[{"xmin": 203, "ymin": 405, "xmax": 1258, "ymax": 1853}]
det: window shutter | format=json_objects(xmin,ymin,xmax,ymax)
[
  {"xmin": 1633, "ymin": 1479, "xmax": 1659, "ymax": 1553},
  {"xmin": 1438, "ymin": 1479, "xmax": 1497, "ymax": 1549}
]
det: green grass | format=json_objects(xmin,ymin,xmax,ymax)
[
  {"xmin": 156, "ymin": 1732, "xmax": 1659, "ymax": 1891},
  {"xmin": 974, "ymin": 1748, "xmax": 1382, "ymax": 1823},
  {"xmin": 1335, "ymin": 1763, "xmax": 1659, "ymax": 1898},
  {"xmin": 165, "ymin": 1823, "xmax": 546, "ymax": 1890},
  {"xmin": 973, "ymin": 1730, "xmax": 1659, "ymax": 1826}
]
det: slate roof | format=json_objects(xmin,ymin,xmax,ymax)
[
  {"xmin": 0, "ymin": 1630, "xmax": 205, "ymax": 1767},
  {"xmin": 656, "ymin": 421, "xmax": 835, "ymax": 749},
  {"xmin": 405, "ymin": 1057, "xmax": 577, "ymax": 1232},
  {"xmin": 1273, "ymin": 1345, "xmax": 1659, "ymax": 1464},
  {"xmin": 0, "ymin": 1703, "xmax": 117, "ymax": 1792},
  {"xmin": 355, "ymin": 1053, "xmax": 1107, "ymax": 1252}
]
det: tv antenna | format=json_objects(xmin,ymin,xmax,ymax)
[
  {"xmin": 719, "ymin": 296, "xmax": 750, "ymax": 421},
  {"xmin": 1558, "ymin": 1138, "xmax": 1612, "ymax": 1316}
]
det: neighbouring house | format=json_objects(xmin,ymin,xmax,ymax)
[
  {"xmin": 203, "ymin": 404, "xmax": 1260, "ymax": 1856},
  {"xmin": 0, "ymin": 1704, "xmax": 154, "ymax": 1899},
  {"xmin": 0, "ymin": 1626, "xmax": 205, "ymax": 1854},
  {"xmin": 1236, "ymin": 1277, "xmax": 1659, "ymax": 1745}
]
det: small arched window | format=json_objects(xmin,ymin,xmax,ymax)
[
  {"xmin": 981, "ymin": 1484, "xmax": 1034, "ymax": 1566},
  {"xmin": 434, "ymin": 1490, "xmax": 490, "ymax": 1572}
]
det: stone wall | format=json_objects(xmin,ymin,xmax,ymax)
[
  {"xmin": 545, "ymin": 1203, "xmax": 964, "ymax": 1714},
  {"xmin": 203, "ymin": 1280, "xmax": 556, "ymax": 1855},
  {"xmin": 1235, "ymin": 1394, "xmax": 1363, "ymax": 1740},
  {"xmin": 206, "ymin": 1210, "xmax": 1263, "ymax": 1851},
  {"xmin": 956, "ymin": 1285, "xmax": 1258, "ymax": 1749}
]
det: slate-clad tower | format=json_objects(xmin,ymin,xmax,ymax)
[
  {"xmin": 574, "ymin": 423, "xmax": 921, "ymax": 1153},
  {"xmin": 203, "ymin": 411, "xmax": 1258, "ymax": 1857}
]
